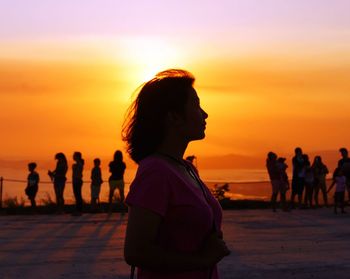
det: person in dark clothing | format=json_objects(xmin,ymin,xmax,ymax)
[
  {"xmin": 290, "ymin": 147, "xmax": 306, "ymax": 208},
  {"xmin": 108, "ymin": 150, "xmax": 126, "ymax": 211},
  {"xmin": 327, "ymin": 167, "xmax": 346, "ymax": 214},
  {"xmin": 338, "ymin": 147, "xmax": 350, "ymax": 202},
  {"xmin": 72, "ymin": 152, "xmax": 84, "ymax": 215},
  {"xmin": 91, "ymin": 158, "xmax": 103, "ymax": 211},
  {"xmin": 48, "ymin": 153, "xmax": 68, "ymax": 213},
  {"xmin": 312, "ymin": 156, "xmax": 329, "ymax": 207},
  {"xmin": 303, "ymin": 155, "xmax": 314, "ymax": 208},
  {"xmin": 25, "ymin": 162, "xmax": 39, "ymax": 209},
  {"xmin": 266, "ymin": 152, "xmax": 288, "ymax": 212}
]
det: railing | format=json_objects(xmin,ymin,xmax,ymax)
[{"xmin": 0, "ymin": 176, "xmax": 272, "ymax": 208}]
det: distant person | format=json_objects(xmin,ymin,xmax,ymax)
[
  {"xmin": 48, "ymin": 153, "xmax": 68, "ymax": 213},
  {"xmin": 266, "ymin": 152, "xmax": 287, "ymax": 212},
  {"xmin": 277, "ymin": 157, "xmax": 289, "ymax": 211},
  {"xmin": 327, "ymin": 167, "xmax": 346, "ymax": 214},
  {"xmin": 303, "ymin": 155, "xmax": 314, "ymax": 208},
  {"xmin": 185, "ymin": 155, "xmax": 197, "ymax": 171},
  {"xmin": 108, "ymin": 150, "xmax": 126, "ymax": 211},
  {"xmin": 91, "ymin": 158, "xmax": 103, "ymax": 211},
  {"xmin": 72, "ymin": 152, "xmax": 84, "ymax": 215},
  {"xmin": 290, "ymin": 147, "xmax": 306, "ymax": 208},
  {"xmin": 338, "ymin": 147, "xmax": 350, "ymax": 202},
  {"xmin": 25, "ymin": 162, "xmax": 39, "ymax": 209},
  {"xmin": 123, "ymin": 69, "xmax": 230, "ymax": 278},
  {"xmin": 311, "ymin": 156, "xmax": 329, "ymax": 207}
]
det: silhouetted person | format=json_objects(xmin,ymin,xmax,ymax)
[
  {"xmin": 185, "ymin": 155, "xmax": 198, "ymax": 171},
  {"xmin": 277, "ymin": 157, "xmax": 289, "ymax": 211},
  {"xmin": 48, "ymin": 153, "xmax": 68, "ymax": 213},
  {"xmin": 266, "ymin": 152, "xmax": 287, "ymax": 212},
  {"xmin": 312, "ymin": 156, "xmax": 329, "ymax": 207},
  {"xmin": 290, "ymin": 147, "xmax": 306, "ymax": 208},
  {"xmin": 123, "ymin": 69, "xmax": 230, "ymax": 278},
  {"xmin": 91, "ymin": 158, "xmax": 103, "ymax": 212},
  {"xmin": 108, "ymin": 150, "xmax": 126, "ymax": 211},
  {"xmin": 303, "ymin": 155, "xmax": 314, "ymax": 208},
  {"xmin": 72, "ymin": 152, "xmax": 84, "ymax": 215},
  {"xmin": 338, "ymin": 147, "xmax": 350, "ymax": 202},
  {"xmin": 327, "ymin": 167, "xmax": 346, "ymax": 214},
  {"xmin": 25, "ymin": 162, "xmax": 39, "ymax": 209}
]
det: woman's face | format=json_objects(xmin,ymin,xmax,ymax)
[{"xmin": 181, "ymin": 87, "xmax": 208, "ymax": 142}]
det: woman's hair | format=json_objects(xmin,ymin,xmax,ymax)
[{"xmin": 122, "ymin": 69, "xmax": 195, "ymax": 163}]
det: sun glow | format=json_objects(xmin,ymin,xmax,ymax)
[{"xmin": 118, "ymin": 37, "xmax": 184, "ymax": 84}]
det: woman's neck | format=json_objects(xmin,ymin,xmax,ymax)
[{"xmin": 156, "ymin": 140, "xmax": 188, "ymax": 161}]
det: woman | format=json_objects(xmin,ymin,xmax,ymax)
[
  {"xmin": 123, "ymin": 69, "xmax": 230, "ymax": 278},
  {"xmin": 108, "ymin": 150, "xmax": 126, "ymax": 210},
  {"xmin": 72, "ymin": 151, "xmax": 84, "ymax": 215},
  {"xmin": 48, "ymin": 152, "xmax": 68, "ymax": 213}
]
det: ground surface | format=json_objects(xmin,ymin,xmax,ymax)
[{"xmin": 0, "ymin": 208, "xmax": 349, "ymax": 278}]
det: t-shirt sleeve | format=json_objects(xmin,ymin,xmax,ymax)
[{"xmin": 125, "ymin": 166, "xmax": 171, "ymax": 217}]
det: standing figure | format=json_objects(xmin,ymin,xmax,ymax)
[
  {"xmin": 25, "ymin": 162, "xmax": 39, "ymax": 209},
  {"xmin": 72, "ymin": 152, "xmax": 84, "ymax": 215},
  {"xmin": 327, "ymin": 167, "xmax": 346, "ymax": 214},
  {"xmin": 290, "ymin": 147, "xmax": 306, "ymax": 208},
  {"xmin": 338, "ymin": 147, "xmax": 350, "ymax": 202},
  {"xmin": 312, "ymin": 156, "xmax": 329, "ymax": 207},
  {"xmin": 91, "ymin": 158, "xmax": 103, "ymax": 211},
  {"xmin": 303, "ymin": 155, "xmax": 314, "ymax": 208},
  {"xmin": 277, "ymin": 157, "xmax": 290, "ymax": 211},
  {"xmin": 108, "ymin": 150, "xmax": 126, "ymax": 211},
  {"xmin": 266, "ymin": 152, "xmax": 287, "ymax": 212},
  {"xmin": 48, "ymin": 153, "xmax": 68, "ymax": 213},
  {"xmin": 266, "ymin": 152, "xmax": 280, "ymax": 212},
  {"xmin": 123, "ymin": 69, "xmax": 230, "ymax": 278}
]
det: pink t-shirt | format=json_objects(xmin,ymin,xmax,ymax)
[{"xmin": 125, "ymin": 156, "xmax": 223, "ymax": 279}]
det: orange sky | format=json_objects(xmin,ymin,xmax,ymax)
[
  {"xmin": 1, "ymin": 42, "xmax": 350, "ymax": 163},
  {"xmin": 1, "ymin": 1, "xmax": 350, "ymax": 165}
]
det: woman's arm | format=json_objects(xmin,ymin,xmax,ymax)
[{"xmin": 124, "ymin": 206, "xmax": 230, "ymax": 272}]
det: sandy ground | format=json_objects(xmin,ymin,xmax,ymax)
[{"xmin": 0, "ymin": 208, "xmax": 349, "ymax": 279}]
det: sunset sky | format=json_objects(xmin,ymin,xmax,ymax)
[{"xmin": 1, "ymin": 0, "xmax": 350, "ymax": 164}]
